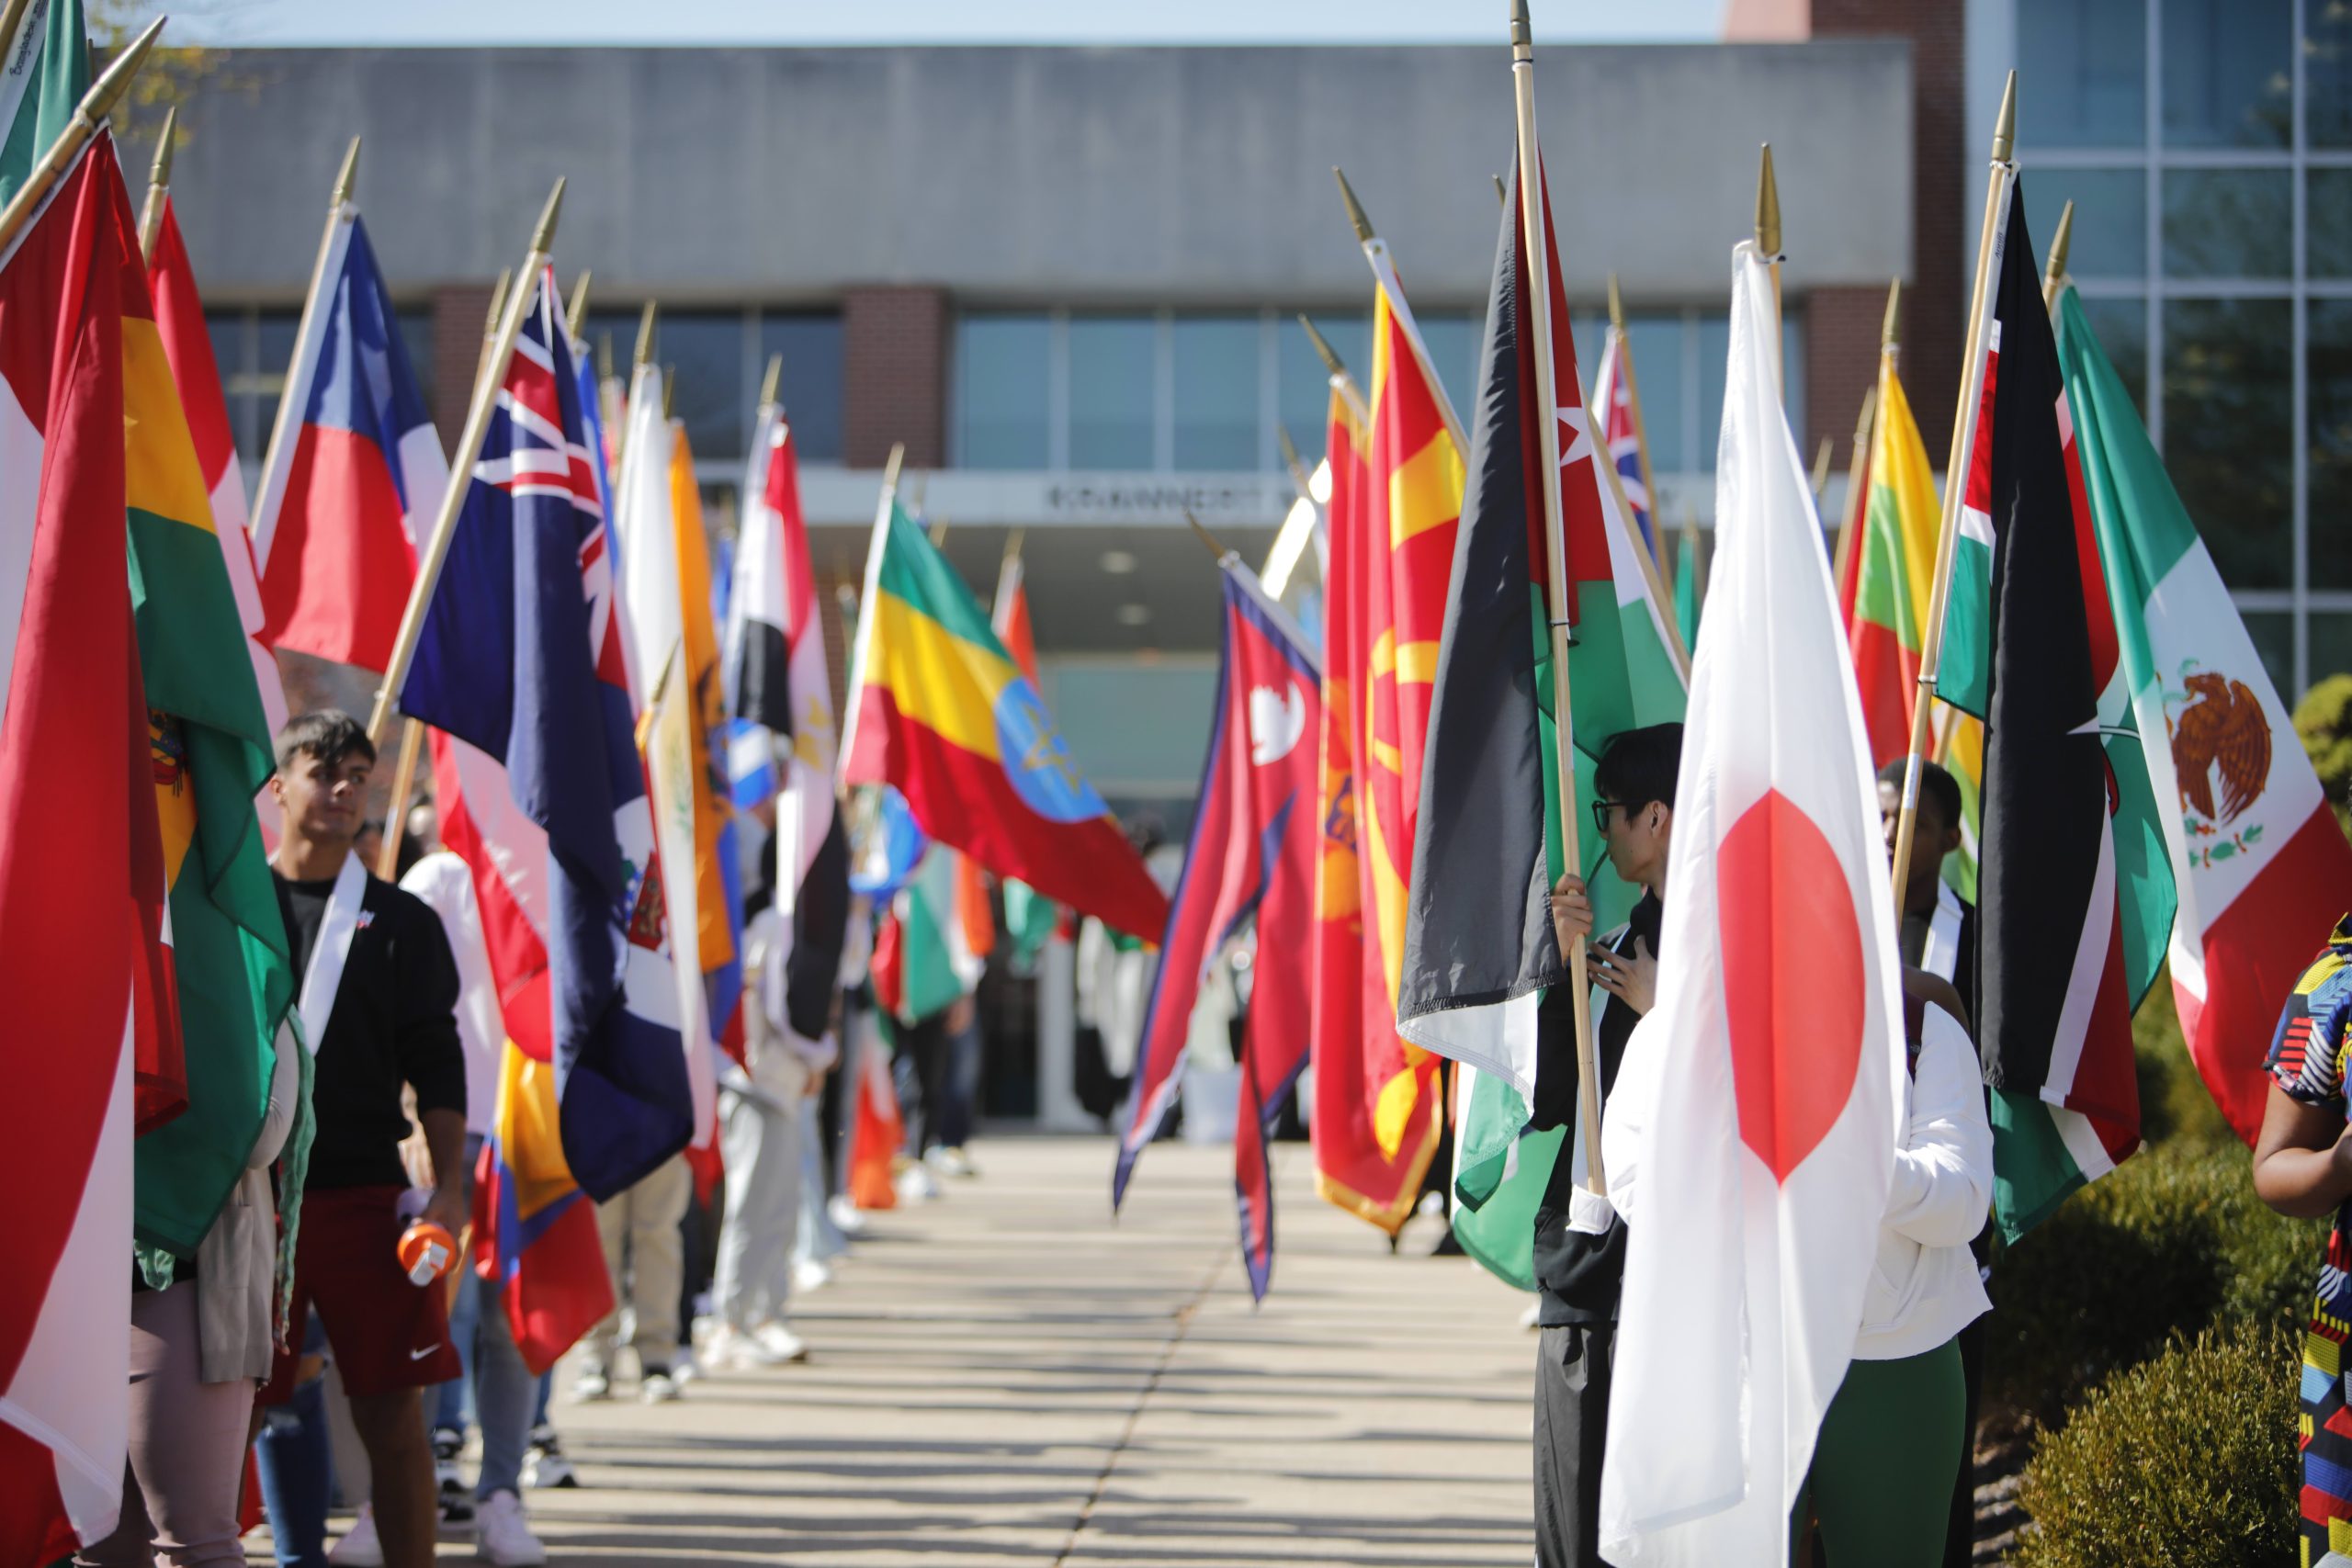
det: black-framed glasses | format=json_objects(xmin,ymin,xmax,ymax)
[{"xmin": 1590, "ymin": 798, "xmax": 1629, "ymax": 837}]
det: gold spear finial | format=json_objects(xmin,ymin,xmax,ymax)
[
  {"xmin": 2042, "ymin": 199, "xmax": 2075, "ymax": 304},
  {"xmin": 633, "ymin": 301, "xmax": 658, "ymax": 372},
  {"xmin": 528, "ymin": 175, "xmax": 564, "ymax": 254},
  {"xmin": 1992, "ymin": 69, "xmax": 2018, "ymax": 164},
  {"xmin": 1608, "ymin": 273, "xmax": 1626, "ymax": 335},
  {"xmin": 662, "ymin": 363, "xmax": 676, "ymax": 422},
  {"xmin": 329, "ymin": 134, "xmax": 361, "ymax": 209},
  {"xmin": 1882, "ymin": 278, "xmax": 1902, "ymax": 349},
  {"xmin": 148, "ymin": 105, "xmax": 176, "ymax": 188},
  {"xmin": 564, "ymin": 269, "xmax": 592, "ymax": 341},
  {"xmin": 759, "ymin": 352, "xmax": 783, "ymax": 410},
  {"xmin": 1332, "ymin": 166, "xmax": 1376, "ymax": 244},
  {"xmin": 1510, "ymin": 0, "xmax": 1532, "ymax": 61},
  {"xmin": 481, "ymin": 268, "xmax": 510, "ymax": 340},
  {"xmin": 1297, "ymin": 314, "xmax": 1347, "ymax": 380},
  {"xmin": 1493, "ymin": 173, "xmax": 1508, "ymax": 209},
  {"xmin": 1182, "ymin": 508, "xmax": 1232, "ymax": 563},
  {"xmin": 1276, "ymin": 423, "xmax": 1302, "ymax": 478},
  {"xmin": 1755, "ymin": 143, "xmax": 1781, "ymax": 258}
]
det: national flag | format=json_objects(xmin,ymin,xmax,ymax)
[
  {"xmin": 842, "ymin": 493, "xmax": 1168, "ymax": 940},
  {"xmin": 845, "ymin": 998, "xmax": 902, "ymax": 1210},
  {"xmin": 0, "ymin": 129, "xmax": 159, "ymax": 1563},
  {"xmin": 246, "ymin": 204, "xmax": 447, "ymax": 672},
  {"xmin": 613, "ymin": 387, "xmax": 741, "ymax": 1050},
  {"xmin": 1847, "ymin": 345, "xmax": 1942, "ymax": 768},
  {"xmin": 1111, "ymin": 562, "xmax": 1321, "ymax": 1295},
  {"xmin": 0, "ymin": 0, "xmax": 85, "ymax": 209},
  {"xmin": 398, "ymin": 265, "xmax": 695, "ymax": 1208},
  {"xmin": 989, "ymin": 547, "xmax": 1058, "ymax": 970},
  {"xmin": 1394, "ymin": 154, "xmax": 1685, "ymax": 1286},
  {"xmin": 1942, "ymin": 182, "xmax": 2173, "ymax": 1238},
  {"xmin": 1673, "ymin": 521, "xmax": 1703, "ymax": 651},
  {"xmin": 1591, "ymin": 322, "xmax": 1654, "ymax": 556},
  {"xmin": 876, "ymin": 846, "xmax": 988, "ymax": 1027},
  {"xmin": 1600, "ymin": 236, "xmax": 1905, "ymax": 1566},
  {"xmin": 2056, "ymin": 285, "xmax": 2344, "ymax": 1144},
  {"xmin": 471, "ymin": 1044, "xmax": 613, "ymax": 1374},
  {"xmin": 124, "ymin": 186, "xmax": 297, "ymax": 1258},
  {"xmin": 1935, "ymin": 705, "xmax": 1984, "ymax": 902}
]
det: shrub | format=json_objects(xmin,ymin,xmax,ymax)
[
  {"xmin": 2013, "ymin": 1319, "xmax": 2299, "ymax": 1568},
  {"xmin": 2295, "ymin": 672, "xmax": 2352, "ymax": 819},
  {"xmin": 2132, "ymin": 981, "xmax": 2237, "ymax": 1154}
]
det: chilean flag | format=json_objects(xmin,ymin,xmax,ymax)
[
  {"xmin": 247, "ymin": 210, "xmax": 446, "ymax": 672},
  {"xmin": 1600, "ymin": 242, "xmax": 1906, "ymax": 1566},
  {"xmin": 1112, "ymin": 559, "xmax": 1322, "ymax": 1299}
]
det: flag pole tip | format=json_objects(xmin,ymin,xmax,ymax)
[
  {"xmin": 2044, "ymin": 199, "xmax": 2075, "ymax": 297},
  {"xmin": 633, "ymin": 300, "xmax": 658, "ymax": 371},
  {"xmin": 1492, "ymin": 172, "xmax": 1508, "ymax": 209},
  {"xmin": 482, "ymin": 268, "xmax": 510, "ymax": 339},
  {"xmin": 1182, "ymin": 508, "xmax": 1231, "ymax": 564},
  {"xmin": 662, "ymin": 363, "xmax": 676, "ymax": 422},
  {"xmin": 330, "ymin": 133, "xmax": 361, "ymax": 209},
  {"xmin": 86, "ymin": 17, "xmax": 168, "ymax": 128},
  {"xmin": 529, "ymin": 175, "xmax": 565, "ymax": 254},
  {"xmin": 1754, "ymin": 143, "xmax": 1781, "ymax": 258},
  {"xmin": 1332, "ymin": 165, "xmax": 1375, "ymax": 243},
  {"xmin": 148, "ymin": 105, "xmax": 176, "ymax": 187},
  {"xmin": 1993, "ymin": 70, "xmax": 2018, "ymax": 163},
  {"xmin": 1509, "ymin": 0, "xmax": 1532, "ymax": 56},
  {"xmin": 1882, "ymin": 277, "xmax": 1901, "ymax": 349},
  {"xmin": 1275, "ymin": 422, "xmax": 1300, "ymax": 473},
  {"xmin": 1296, "ymin": 314, "xmax": 1345, "ymax": 379},
  {"xmin": 759, "ymin": 352, "xmax": 783, "ymax": 410},
  {"xmin": 563, "ymin": 268, "xmax": 592, "ymax": 339},
  {"xmin": 1608, "ymin": 273, "xmax": 1626, "ymax": 333}
]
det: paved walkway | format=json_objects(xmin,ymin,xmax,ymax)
[{"xmin": 416, "ymin": 1135, "xmax": 1536, "ymax": 1566}]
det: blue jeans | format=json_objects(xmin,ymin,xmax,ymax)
[
  {"xmin": 428, "ymin": 1135, "xmax": 537, "ymax": 1498},
  {"xmin": 432, "ymin": 1262, "xmax": 482, "ymax": 1434},
  {"xmin": 254, "ymin": 1315, "xmax": 332, "ymax": 1568}
]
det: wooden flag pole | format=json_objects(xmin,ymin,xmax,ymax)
[
  {"xmin": 1607, "ymin": 273, "xmax": 1669, "ymax": 579},
  {"xmin": 0, "ymin": 16, "xmax": 165, "ymax": 254},
  {"xmin": 248, "ymin": 134, "xmax": 362, "ymax": 550},
  {"xmin": 2041, "ymin": 197, "xmax": 2075, "ymax": 312},
  {"xmin": 134, "ymin": 104, "xmax": 175, "ymax": 261},
  {"xmin": 1332, "ymin": 165, "xmax": 1474, "ymax": 461},
  {"xmin": 835, "ymin": 441, "xmax": 905, "ymax": 803},
  {"xmin": 1829, "ymin": 378, "xmax": 1880, "ymax": 602},
  {"xmin": 1511, "ymin": 0, "xmax": 1605, "ymax": 1198},
  {"xmin": 1889, "ymin": 70, "xmax": 2017, "ymax": 907},
  {"xmin": 366, "ymin": 178, "xmax": 567, "ymax": 750}
]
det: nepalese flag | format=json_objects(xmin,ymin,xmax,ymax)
[
  {"xmin": 1111, "ymin": 562, "xmax": 1322, "ymax": 1300},
  {"xmin": 0, "ymin": 129, "xmax": 162, "ymax": 1564},
  {"xmin": 1848, "ymin": 347, "xmax": 1940, "ymax": 769},
  {"xmin": 2057, "ymin": 282, "xmax": 2352, "ymax": 1145},
  {"xmin": 472, "ymin": 1045, "xmax": 614, "ymax": 1374},
  {"xmin": 1592, "ymin": 325, "xmax": 1654, "ymax": 554},
  {"xmin": 842, "ymin": 495, "xmax": 1169, "ymax": 941},
  {"xmin": 397, "ymin": 265, "xmax": 695, "ymax": 1203},
  {"xmin": 246, "ymin": 209, "xmax": 447, "ymax": 671}
]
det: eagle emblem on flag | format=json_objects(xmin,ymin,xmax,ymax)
[{"xmin": 2165, "ymin": 661, "xmax": 2272, "ymax": 831}]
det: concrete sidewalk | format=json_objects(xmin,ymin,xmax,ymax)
[{"xmin": 400, "ymin": 1136, "xmax": 1534, "ymax": 1565}]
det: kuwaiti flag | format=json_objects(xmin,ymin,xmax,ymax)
[
  {"xmin": 2055, "ymin": 284, "xmax": 2342, "ymax": 1143},
  {"xmin": 399, "ymin": 265, "xmax": 695, "ymax": 1203},
  {"xmin": 1111, "ymin": 558, "xmax": 1321, "ymax": 1300},
  {"xmin": 842, "ymin": 491, "xmax": 1169, "ymax": 941},
  {"xmin": 247, "ymin": 206, "xmax": 447, "ymax": 672},
  {"xmin": 0, "ymin": 129, "xmax": 165, "ymax": 1563},
  {"xmin": 1600, "ymin": 240, "xmax": 1905, "ymax": 1566},
  {"xmin": 1591, "ymin": 322, "xmax": 1654, "ymax": 555}
]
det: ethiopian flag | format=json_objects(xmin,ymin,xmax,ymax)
[
  {"xmin": 842, "ymin": 494, "xmax": 1167, "ymax": 942},
  {"xmin": 124, "ymin": 220, "xmax": 297, "ymax": 1258},
  {"xmin": 1848, "ymin": 347, "xmax": 1941, "ymax": 768}
]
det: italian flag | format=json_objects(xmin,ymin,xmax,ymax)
[{"xmin": 2056, "ymin": 284, "xmax": 2352, "ymax": 1143}]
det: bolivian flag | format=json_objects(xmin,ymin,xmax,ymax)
[{"xmin": 842, "ymin": 496, "xmax": 1168, "ymax": 942}]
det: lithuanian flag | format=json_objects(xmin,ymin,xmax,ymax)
[
  {"xmin": 842, "ymin": 495, "xmax": 1168, "ymax": 942},
  {"xmin": 1847, "ymin": 347, "xmax": 1940, "ymax": 768},
  {"xmin": 124, "ymin": 238, "xmax": 296, "ymax": 1257}
]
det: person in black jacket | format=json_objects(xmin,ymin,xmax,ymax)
[{"xmin": 1528, "ymin": 722, "xmax": 1681, "ymax": 1568}]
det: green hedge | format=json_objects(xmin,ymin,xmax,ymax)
[{"xmin": 2013, "ymin": 1320, "xmax": 2299, "ymax": 1568}]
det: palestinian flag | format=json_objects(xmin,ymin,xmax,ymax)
[
  {"xmin": 2056, "ymin": 283, "xmax": 2352, "ymax": 1143},
  {"xmin": 1948, "ymin": 179, "xmax": 2176, "ymax": 1240},
  {"xmin": 1848, "ymin": 345, "xmax": 1941, "ymax": 767},
  {"xmin": 842, "ymin": 492, "xmax": 1167, "ymax": 941},
  {"xmin": 1395, "ymin": 152, "xmax": 1684, "ymax": 1286}
]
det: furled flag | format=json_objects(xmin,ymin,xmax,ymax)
[
  {"xmin": 1395, "ymin": 153, "xmax": 1685, "ymax": 1287},
  {"xmin": 846, "ymin": 998, "xmax": 903, "ymax": 1211},
  {"xmin": 0, "ymin": 127, "xmax": 165, "ymax": 1564},
  {"xmin": 1939, "ymin": 181, "xmax": 2173, "ymax": 1237},
  {"xmin": 875, "ymin": 847, "xmax": 988, "ymax": 1027},
  {"xmin": 2056, "ymin": 288, "xmax": 2338, "ymax": 1142},
  {"xmin": 125, "ymin": 188, "xmax": 300, "ymax": 1258},
  {"xmin": 399, "ymin": 264, "xmax": 695, "ymax": 1203},
  {"xmin": 143, "ymin": 172, "xmax": 287, "ymax": 748},
  {"xmin": 991, "ymin": 543, "xmax": 1059, "ymax": 970},
  {"xmin": 1674, "ymin": 522, "xmax": 1703, "ymax": 652},
  {"xmin": 1591, "ymin": 319, "xmax": 1655, "ymax": 557},
  {"xmin": 614, "ymin": 380, "xmax": 742, "ymax": 1058},
  {"xmin": 842, "ymin": 491, "xmax": 1169, "ymax": 940},
  {"xmin": 1847, "ymin": 338, "xmax": 1942, "ymax": 768},
  {"xmin": 246, "ymin": 189, "xmax": 447, "ymax": 671},
  {"xmin": 1600, "ymin": 238, "xmax": 1905, "ymax": 1566},
  {"xmin": 1112, "ymin": 560, "xmax": 1322, "ymax": 1298},
  {"xmin": 0, "ymin": 0, "xmax": 84, "ymax": 207}
]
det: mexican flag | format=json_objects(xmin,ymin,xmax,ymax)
[{"xmin": 2056, "ymin": 283, "xmax": 2352, "ymax": 1143}]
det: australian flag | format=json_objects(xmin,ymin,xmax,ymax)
[
  {"xmin": 400, "ymin": 264, "xmax": 694, "ymax": 1202},
  {"xmin": 1112, "ymin": 560, "xmax": 1322, "ymax": 1299}
]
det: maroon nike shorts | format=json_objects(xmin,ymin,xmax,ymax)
[{"xmin": 261, "ymin": 1184, "xmax": 460, "ymax": 1404}]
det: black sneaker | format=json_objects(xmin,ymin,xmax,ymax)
[
  {"xmin": 524, "ymin": 1424, "xmax": 579, "ymax": 1490},
  {"xmin": 432, "ymin": 1427, "xmax": 475, "ymax": 1524}
]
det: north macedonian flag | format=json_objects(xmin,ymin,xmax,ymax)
[{"xmin": 842, "ymin": 494, "xmax": 1168, "ymax": 942}]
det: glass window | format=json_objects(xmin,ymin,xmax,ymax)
[
  {"xmin": 2309, "ymin": 0, "xmax": 2352, "ymax": 148},
  {"xmin": 2311, "ymin": 170, "xmax": 2352, "ymax": 280},
  {"xmin": 1171, "ymin": 314, "xmax": 1261, "ymax": 470},
  {"xmin": 2163, "ymin": 0, "xmax": 2292, "ymax": 149},
  {"xmin": 2164, "ymin": 299, "xmax": 2293, "ymax": 589},
  {"xmin": 395, "ymin": 310, "xmax": 435, "ymax": 408},
  {"xmin": 651, "ymin": 311, "xmax": 746, "ymax": 464},
  {"xmin": 2162, "ymin": 169, "xmax": 2292, "ymax": 278},
  {"xmin": 2021, "ymin": 0, "xmax": 2148, "ymax": 148},
  {"xmin": 2312, "ymin": 301, "xmax": 2352, "ymax": 590},
  {"xmin": 2077, "ymin": 296, "xmax": 2149, "ymax": 423},
  {"xmin": 1620, "ymin": 314, "xmax": 1685, "ymax": 475},
  {"xmin": 2312, "ymin": 613, "xmax": 2352, "ymax": 686},
  {"xmin": 251, "ymin": 310, "xmax": 300, "ymax": 466},
  {"xmin": 1277, "ymin": 313, "xmax": 1368, "ymax": 468},
  {"xmin": 2027, "ymin": 168, "xmax": 2147, "ymax": 278},
  {"xmin": 955, "ymin": 313, "xmax": 1050, "ymax": 470},
  {"xmin": 1411, "ymin": 311, "xmax": 1479, "ymax": 430},
  {"xmin": 206, "ymin": 311, "xmax": 250, "ymax": 460},
  {"xmin": 758, "ymin": 312, "xmax": 844, "ymax": 463},
  {"xmin": 2241, "ymin": 610, "xmax": 2295, "ymax": 696},
  {"xmin": 1068, "ymin": 315, "xmax": 1157, "ymax": 469}
]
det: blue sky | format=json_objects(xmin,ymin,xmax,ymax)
[{"xmin": 180, "ymin": 0, "xmax": 1726, "ymax": 48}]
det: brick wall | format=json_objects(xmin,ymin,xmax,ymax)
[
  {"xmin": 429, "ymin": 281, "xmax": 501, "ymax": 446},
  {"xmin": 1814, "ymin": 0, "xmax": 1965, "ymax": 467},
  {"xmin": 842, "ymin": 286, "xmax": 947, "ymax": 469},
  {"xmin": 1804, "ymin": 284, "xmax": 1887, "ymax": 480}
]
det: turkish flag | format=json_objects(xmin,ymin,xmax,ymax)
[{"xmin": 1600, "ymin": 241, "xmax": 1908, "ymax": 1567}]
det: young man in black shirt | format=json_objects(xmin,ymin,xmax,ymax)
[
  {"xmin": 256, "ymin": 711, "xmax": 468, "ymax": 1568},
  {"xmin": 1530, "ymin": 722, "xmax": 1681, "ymax": 1568}
]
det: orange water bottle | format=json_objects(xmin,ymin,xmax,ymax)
[{"xmin": 394, "ymin": 1190, "xmax": 455, "ymax": 1286}]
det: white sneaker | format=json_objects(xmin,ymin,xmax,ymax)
[
  {"xmin": 706, "ymin": 1325, "xmax": 789, "ymax": 1370},
  {"xmin": 927, "ymin": 1145, "xmax": 978, "ymax": 1179},
  {"xmin": 827, "ymin": 1195, "xmax": 869, "ymax": 1235},
  {"xmin": 522, "ymin": 1425, "xmax": 577, "ymax": 1491},
  {"xmin": 793, "ymin": 1256, "xmax": 832, "ymax": 1294},
  {"xmin": 672, "ymin": 1348, "xmax": 701, "ymax": 1385},
  {"xmin": 1518, "ymin": 1300, "xmax": 1543, "ymax": 1331},
  {"xmin": 474, "ymin": 1489, "xmax": 548, "ymax": 1567},
  {"xmin": 328, "ymin": 1505, "xmax": 382, "ymax": 1567},
  {"xmin": 895, "ymin": 1162, "xmax": 940, "ymax": 1202},
  {"xmin": 570, "ymin": 1365, "xmax": 610, "ymax": 1402},
  {"xmin": 640, "ymin": 1370, "xmax": 681, "ymax": 1404},
  {"xmin": 753, "ymin": 1320, "xmax": 810, "ymax": 1363}
]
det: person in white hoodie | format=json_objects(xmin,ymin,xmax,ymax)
[{"xmin": 1601, "ymin": 970, "xmax": 1991, "ymax": 1565}]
